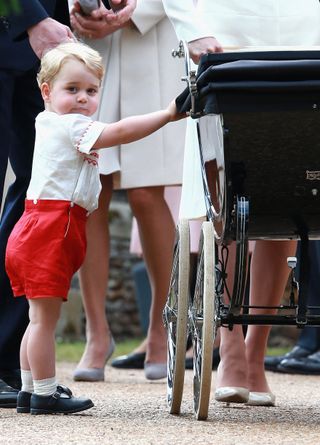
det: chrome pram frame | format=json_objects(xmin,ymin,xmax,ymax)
[{"xmin": 163, "ymin": 43, "xmax": 320, "ymax": 420}]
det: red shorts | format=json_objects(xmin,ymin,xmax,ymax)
[{"xmin": 5, "ymin": 200, "xmax": 87, "ymax": 300}]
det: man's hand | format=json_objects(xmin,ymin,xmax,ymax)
[
  {"xmin": 28, "ymin": 17, "xmax": 75, "ymax": 59},
  {"xmin": 188, "ymin": 36, "xmax": 223, "ymax": 64},
  {"xmin": 99, "ymin": 0, "xmax": 136, "ymax": 26},
  {"xmin": 71, "ymin": 2, "xmax": 125, "ymax": 39}
]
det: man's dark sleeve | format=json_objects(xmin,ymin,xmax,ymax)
[{"xmin": 6, "ymin": 0, "xmax": 50, "ymax": 40}]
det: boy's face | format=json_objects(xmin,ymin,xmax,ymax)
[{"xmin": 41, "ymin": 58, "xmax": 100, "ymax": 116}]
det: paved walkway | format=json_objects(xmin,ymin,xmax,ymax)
[{"xmin": 1, "ymin": 362, "xmax": 320, "ymax": 445}]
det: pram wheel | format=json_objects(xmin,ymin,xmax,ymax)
[
  {"xmin": 163, "ymin": 220, "xmax": 190, "ymax": 414},
  {"xmin": 191, "ymin": 221, "xmax": 216, "ymax": 420}
]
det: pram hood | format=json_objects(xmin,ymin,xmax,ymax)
[{"xmin": 176, "ymin": 50, "xmax": 320, "ymax": 116}]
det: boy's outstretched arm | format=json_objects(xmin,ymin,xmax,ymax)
[{"xmin": 93, "ymin": 100, "xmax": 184, "ymax": 149}]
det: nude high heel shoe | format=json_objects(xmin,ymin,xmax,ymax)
[
  {"xmin": 215, "ymin": 387, "xmax": 249, "ymax": 404},
  {"xmin": 73, "ymin": 337, "xmax": 115, "ymax": 382},
  {"xmin": 246, "ymin": 391, "xmax": 276, "ymax": 406}
]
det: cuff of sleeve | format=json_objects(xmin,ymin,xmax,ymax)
[
  {"xmin": 7, "ymin": 4, "xmax": 48, "ymax": 41},
  {"xmin": 178, "ymin": 17, "xmax": 214, "ymax": 44},
  {"xmin": 77, "ymin": 121, "xmax": 106, "ymax": 154}
]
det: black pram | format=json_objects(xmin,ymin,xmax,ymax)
[{"xmin": 163, "ymin": 48, "xmax": 320, "ymax": 420}]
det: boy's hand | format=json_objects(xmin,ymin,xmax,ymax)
[{"xmin": 167, "ymin": 100, "xmax": 186, "ymax": 122}]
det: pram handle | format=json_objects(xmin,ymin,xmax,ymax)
[{"xmin": 172, "ymin": 40, "xmax": 199, "ymax": 116}]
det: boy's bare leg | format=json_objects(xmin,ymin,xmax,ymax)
[{"xmin": 27, "ymin": 297, "xmax": 62, "ymax": 380}]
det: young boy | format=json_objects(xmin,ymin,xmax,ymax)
[{"xmin": 5, "ymin": 42, "xmax": 184, "ymax": 415}]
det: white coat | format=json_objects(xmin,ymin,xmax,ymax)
[{"xmin": 89, "ymin": 0, "xmax": 186, "ymax": 189}]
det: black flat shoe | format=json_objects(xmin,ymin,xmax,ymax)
[
  {"xmin": 30, "ymin": 385, "xmax": 94, "ymax": 415},
  {"xmin": 17, "ymin": 391, "xmax": 32, "ymax": 413},
  {"xmin": 278, "ymin": 350, "xmax": 320, "ymax": 375},
  {"xmin": 264, "ymin": 346, "xmax": 312, "ymax": 372},
  {"xmin": 0, "ymin": 380, "xmax": 18, "ymax": 408},
  {"xmin": 0, "ymin": 369, "xmax": 21, "ymax": 390},
  {"xmin": 111, "ymin": 352, "xmax": 146, "ymax": 369}
]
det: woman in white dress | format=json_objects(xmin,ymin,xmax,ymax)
[
  {"xmin": 162, "ymin": 0, "xmax": 320, "ymax": 405},
  {"xmin": 69, "ymin": 0, "xmax": 187, "ymax": 380}
]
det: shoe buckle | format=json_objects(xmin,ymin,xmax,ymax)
[
  {"xmin": 52, "ymin": 391, "xmax": 61, "ymax": 401},
  {"xmin": 46, "ymin": 390, "xmax": 61, "ymax": 407},
  {"xmin": 57, "ymin": 385, "xmax": 72, "ymax": 397}
]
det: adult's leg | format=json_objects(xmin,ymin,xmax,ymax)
[
  {"xmin": 297, "ymin": 241, "xmax": 320, "ymax": 351},
  {"xmin": 216, "ymin": 241, "xmax": 248, "ymax": 389},
  {"xmin": 127, "ymin": 186, "xmax": 175, "ymax": 364},
  {"xmin": 75, "ymin": 174, "xmax": 114, "ymax": 370},
  {"xmin": 216, "ymin": 240, "xmax": 296, "ymax": 392},
  {"xmin": 0, "ymin": 69, "xmax": 41, "ymax": 377},
  {"xmin": 245, "ymin": 240, "xmax": 297, "ymax": 392},
  {"xmin": 264, "ymin": 242, "xmax": 319, "ymax": 372}
]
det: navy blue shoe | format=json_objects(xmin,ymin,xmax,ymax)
[
  {"xmin": 30, "ymin": 385, "xmax": 94, "ymax": 415},
  {"xmin": 0, "ymin": 380, "xmax": 18, "ymax": 409},
  {"xmin": 264, "ymin": 346, "xmax": 312, "ymax": 372},
  {"xmin": 0, "ymin": 370, "xmax": 21, "ymax": 390},
  {"xmin": 278, "ymin": 350, "xmax": 320, "ymax": 375},
  {"xmin": 17, "ymin": 391, "xmax": 32, "ymax": 413}
]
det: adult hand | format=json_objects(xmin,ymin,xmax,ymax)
[
  {"xmin": 188, "ymin": 36, "xmax": 223, "ymax": 64},
  {"xmin": 99, "ymin": 0, "xmax": 137, "ymax": 26},
  {"xmin": 71, "ymin": 2, "xmax": 125, "ymax": 39},
  {"xmin": 28, "ymin": 17, "xmax": 75, "ymax": 59}
]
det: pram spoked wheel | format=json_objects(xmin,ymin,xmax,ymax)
[
  {"xmin": 190, "ymin": 221, "xmax": 216, "ymax": 420},
  {"xmin": 163, "ymin": 220, "xmax": 190, "ymax": 414}
]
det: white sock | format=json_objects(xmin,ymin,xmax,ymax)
[
  {"xmin": 33, "ymin": 377, "xmax": 57, "ymax": 396},
  {"xmin": 21, "ymin": 369, "xmax": 34, "ymax": 393}
]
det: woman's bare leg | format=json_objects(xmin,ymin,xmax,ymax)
[
  {"xmin": 128, "ymin": 186, "xmax": 175, "ymax": 364},
  {"xmin": 216, "ymin": 242, "xmax": 248, "ymax": 389},
  {"xmin": 245, "ymin": 240, "xmax": 297, "ymax": 392},
  {"xmin": 216, "ymin": 239, "xmax": 297, "ymax": 391},
  {"xmin": 76, "ymin": 174, "xmax": 113, "ymax": 370}
]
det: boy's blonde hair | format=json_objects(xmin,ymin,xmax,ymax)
[{"xmin": 37, "ymin": 42, "xmax": 104, "ymax": 86}]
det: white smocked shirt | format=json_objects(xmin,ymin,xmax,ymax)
[{"xmin": 27, "ymin": 111, "xmax": 106, "ymax": 214}]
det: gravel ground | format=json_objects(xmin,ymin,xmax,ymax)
[{"xmin": 1, "ymin": 362, "xmax": 320, "ymax": 445}]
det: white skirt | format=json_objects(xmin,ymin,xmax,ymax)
[{"xmin": 180, "ymin": 0, "xmax": 320, "ymax": 219}]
